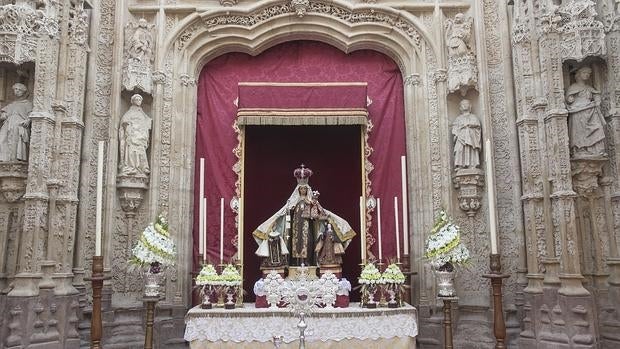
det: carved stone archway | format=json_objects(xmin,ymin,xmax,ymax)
[{"xmin": 149, "ymin": 0, "xmax": 450, "ymax": 306}]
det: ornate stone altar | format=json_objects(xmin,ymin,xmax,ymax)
[{"xmin": 0, "ymin": 0, "xmax": 618, "ymax": 348}]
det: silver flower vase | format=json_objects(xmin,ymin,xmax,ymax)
[
  {"xmin": 435, "ymin": 269, "xmax": 457, "ymax": 297},
  {"xmin": 144, "ymin": 271, "xmax": 162, "ymax": 297}
]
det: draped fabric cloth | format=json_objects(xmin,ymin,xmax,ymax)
[
  {"xmin": 184, "ymin": 303, "xmax": 418, "ymax": 347},
  {"xmin": 195, "ymin": 41, "xmax": 406, "ymax": 298}
]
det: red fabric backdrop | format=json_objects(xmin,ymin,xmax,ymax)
[{"xmin": 194, "ymin": 41, "xmax": 406, "ymax": 300}]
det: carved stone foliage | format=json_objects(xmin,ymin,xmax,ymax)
[
  {"xmin": 122, "ymin": 19, "xmax": 155, "ymax": 94},
  {"xmin": 0, "ymin": 3, "xmax": 59, "ymax": 64},
  {"xmin": 68, "ymin": 0, "xmax": 89, "ymax": 47},
  {"xmin": 445, "ymin": 13, "xmax": 478, "ymax": 95},
  {"xmin": 541, "ymin": 0, "xmax": 606, "ymax": 62},
  {"xmin": 177, "ymin": 1, "xmax": 422, "ymax": 50}
]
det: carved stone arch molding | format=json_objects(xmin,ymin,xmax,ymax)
[{"xmin": 155, "ymin": 0, "xmax": 446, "ymax": 305}]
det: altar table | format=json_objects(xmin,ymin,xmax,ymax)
[{"xmin": 184, "ymin": 303, "xmax": 417, "ymax": 348}]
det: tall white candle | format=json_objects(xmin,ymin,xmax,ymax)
[
  {"xmin": 485, "ymin": 139, "xmax": 499, "ymax": 254},
  {"xmin": 203, "ymin": 197, "xmax": 207, "ymax": 263},
  {"xmin": 360, "ymin": 196, "xmax": 364, "ymax": 263},
  {"xmin": 377, "ymin": 198, "xmax": 382, "ymax": 261},
  {"xmin": 401, "ymin": 156, "xmax": 409, "ymax": 255},
  {"xmin": 220, "ymin": 197, "xmax": 224, "ymax": 264},
  {"xmin": 95, "ymin": 141, "xmax": 104, "ymax": 256},
  {"xmin": 199, "ymin": 158, "xmax": 205, "ymax": 256},
  {"xmin": 394, "ymin": 197, "xmax": 401, "ymax": 260}
]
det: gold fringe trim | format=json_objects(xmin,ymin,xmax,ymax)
[
  {"xmin": 238, "ymin": 115, "xmax": 367, "ymax": 126},
  {"xmin": 238, "ymin": 108, "xmax": 368, "ymax": 114}
]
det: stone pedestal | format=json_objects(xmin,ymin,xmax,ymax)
[
  {"xmin": 0, "ymin": 162, "xmax": 28, "ymax": 203},
  {"xmin": 452, "ymin": 168, "xmax": 484, "ymax": 217},
  {"xmin": 117, "ymin": 175, "xmax": 149, "ymax": 212}
]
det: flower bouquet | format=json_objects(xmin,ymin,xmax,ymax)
[
  {"xmin": 358, "ymin": 262, "xmax": 383, "ymax": 308},
  {"xmin": 381, "ymin": 263, "xmax": 406, "ymax": 307},
  {"xmin": 424, "ymin": 210, "xmax": 470, "ymax": 297},
  {"xmin": 220, "ymin": 264, "xmax": 242, "ymax": 309},
  {"xmin": 129, "ymin": 214, "xmax": 176, "ymax": 297},
  {"xmin": 196, "ymin": 264, "xmax": 220, "ymax": 309}
]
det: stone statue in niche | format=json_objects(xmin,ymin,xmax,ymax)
[
  {"xmin": 566, "ymin": 66, "xmax": 606, "ymax": 158},
  {"xmin": 452, "ymin": 99, "xmax": 481, "ymax": 170},
  {"xmin": 445, "ymin": 13, "xmax": 478, "ymax": 95},
  {"xmin": 122, "ymin": 18, "xmax": 155, "ymax": 94},
  {"xmin": 0, "ymin": 83, "xmax": 32, "ymax": 162},
  {"xmin": 119, "ymin": 94, "xmax": 151, "ymax": 176}
]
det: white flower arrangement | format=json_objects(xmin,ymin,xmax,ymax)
[
  {"xmin": 358, "ymin": 262, "xmax": 383, "ymax": 285},
  {"xmin": 382, "ymin": 263, "xmax": 406, "ymax": 284},
  {"xmin": 424, "ymin": 210, "xmax": 470, "ymax": 269},
  {"xmin": 220, "ymin": 264, "xmax": 242, "ymax": 286},
  {"xmin": 337, "ymin": 278, "xmax": 352, "ymax": 296},
  {"xmin": 130, "ymin": 214, "xmax": 176, "ymax": 272},
  {"xmin": 196, "ymin": 264, "xmax": 221, "ymax": 286}
]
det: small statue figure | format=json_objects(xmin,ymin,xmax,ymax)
[
  {"xmin": 566, "ymin": 66, "xmax": 606, "ymax": 158},
  {"xmin": 123, "ymin": 18, "xmax": 155, "ymax": 94},
  {"xmin": 452, "ymin": 99, "xmax": 481, "ymax": 170},
  {"xmin": 315, "ymin": 223, "xmax": 345, "ymax": 266},
  {"xmin": 255, "ymin": 230, "xmax": 289, "ymax": 268},
  {"xmin": 125, "ymin": 18, "xmax": 154, "ymax": 65},
  {"xmin": 119, "ymin": 94, "xmax": 152, "ymax": 176},
  {"xmin": 445, "ymin": 13, "xmax": 478, "ymax": 95},
  {"xmin": 446, "ymin": 13, "xmax": 473, "ymax": 58},
  {"xmin": 0, "ymin": 83, "xmax": 32, "ymax": 162}
]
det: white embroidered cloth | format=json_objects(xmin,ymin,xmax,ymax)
[{"xmin": 184, "ymin": 303, "xmax": 417, "ymax": 344}]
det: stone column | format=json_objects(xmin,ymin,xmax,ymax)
[
  {"xmin": 9, "ymin": 36, "xmax": 59, "ymax": 297},
  {"xmin": 539, "ymin": 31, "xmax": 588, "ymax": 297},
  {"xmin": 50, "ymin": 1, "xmax": 90, "ymax": 296},
  {"xmin": 601, "ymin": 22, "xmax": 620, "ymax": 349}
]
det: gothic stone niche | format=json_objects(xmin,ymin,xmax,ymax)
[
  {"xmin": 116, "ymin": 94, "xmax": 152, "ymax": 213},
  {"xmin": 122, "ymin": 18, "xmax": 155, "ymax": 94},
  {"xmin": 452, "ymin": 99, "xmax": 484, "ymax": 216},
  {"xmin": 445, "ymin": 13, "xmax": 478, "ymax": 95}
]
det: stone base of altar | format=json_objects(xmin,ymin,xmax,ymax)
[{"xmin": 184, "ymin": 303, "xmax": 417, "ymax": 348}]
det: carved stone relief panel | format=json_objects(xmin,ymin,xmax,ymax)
[
  {"xmin": 122, "ymin": 18, "xmax": 155, "ymax": 94},
  {"xmin": 445, "ymin": 13, "xmax": 478, "ymax": 96}
]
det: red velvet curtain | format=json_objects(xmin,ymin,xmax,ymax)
[{"xmin": 194, "ymin": 41, "xmax": 406, "ymax": 299}]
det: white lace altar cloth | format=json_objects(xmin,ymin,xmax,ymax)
[{"xmin": 184, "ymin": 303, "xmax": 417, "ymax": 344}]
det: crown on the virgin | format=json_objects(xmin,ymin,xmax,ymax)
[{"xmin": 293, "ymin": 164, "xmax": 313, "ymax": 185}]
